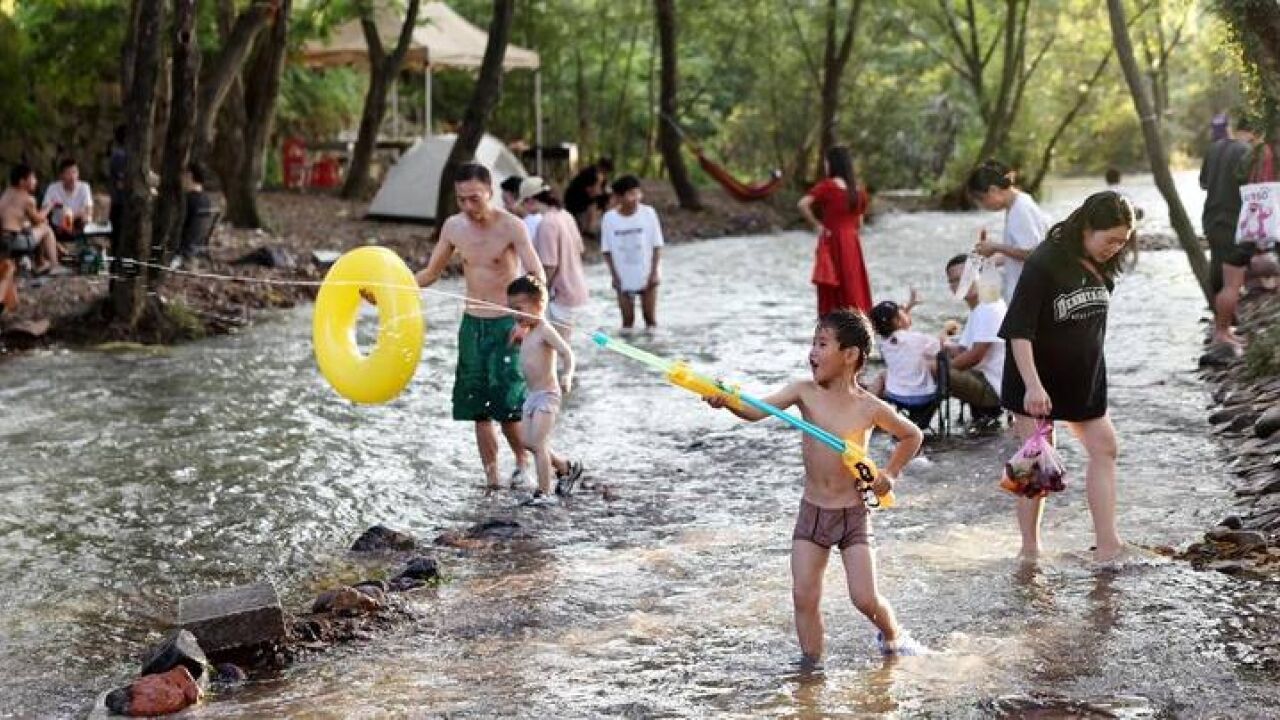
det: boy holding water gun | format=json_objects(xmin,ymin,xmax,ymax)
[{"xmin": 706, "ymin": 309, "xmax": 926, "ymax": 665}]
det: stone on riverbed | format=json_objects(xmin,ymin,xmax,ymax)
[
  {"xmin": 313, "ymin": 586, "xmax": 382, "ymax": 616},
  {"xmin": 1200, "ymin": 343, "xmax": 1241, "ymax": 369},
  {"xmin": 1210, "ymin": 404, "xmax": 1256, "ymax": 426},
  {"xmin": 351, "ymin": 524, "xmax": 418, "ymax": 552},
  {"xmin": 1206, "ymin": 528, "xmax": 1269, "ymax": 552},
  {"xmin": 1254, "ymin": 405, "xmax": 1280, "ymax": 438},
  {"xmin": 434, "ymin": 518, "xmax": 525, "ymax": 549},
  {"xmin": 104, "ymin": 666, "xmax": 202, "ymax": 717},
  {"xmin": 395, "ymin": 556, "xmax": 440, "ymax": 582},
  {"xmin": 140, "ymin": 629, "xmax": 208, "ymax": 681},
  {"xmin": 178, "ymin": 582, "xmax": 285, "ymax": 655}
]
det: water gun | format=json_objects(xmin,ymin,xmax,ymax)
[{"xmin": 591, "ymin": 331, "xmax": 894, "ymax": 508}]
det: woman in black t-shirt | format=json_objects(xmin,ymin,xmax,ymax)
[{"xmin": 998, "ymin": 191, "xmax": 1136, "ymax": 563}]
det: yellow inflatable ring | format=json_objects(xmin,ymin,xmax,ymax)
[{"xmin": 313, "ymin": 246, "xmax": 424, "ymax": 404}]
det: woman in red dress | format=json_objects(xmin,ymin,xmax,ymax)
[{"xmin": 798, "ymin": 145, "xmax": 872, "ymax": 316}]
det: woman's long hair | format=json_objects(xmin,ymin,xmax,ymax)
[
  {"xmin": 825, "ymin": 145, "xmax": 861, "ymax": 212},
  {"xmin": 1046, "ymin": 190, "xmax": 1138, "ymax": 280}
]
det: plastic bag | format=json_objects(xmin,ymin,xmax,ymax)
[
  {"xmin": 1000, "ymin": 420, "xmax": 1067, "ymax": 499},
  {"xmin": 952, "ymin": 253, "xmax": 982, "ymax": 301},
  {"xmin": 977, "ymin": 255, "xmax": 1003, "ymax": 303}
]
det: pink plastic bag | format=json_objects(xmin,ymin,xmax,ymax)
[{"xmin": 1000, "ymin": 420, "xmax": 1067, "ymax": 499}]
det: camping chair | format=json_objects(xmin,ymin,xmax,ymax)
[{"xmin": 886, "ymin": 352, "xmax": 961, "ymax": 439}]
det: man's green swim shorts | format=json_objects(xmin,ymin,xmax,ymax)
[{"xmin": 452, "ymin": 314, "xmax": 526, "ymax": 422}]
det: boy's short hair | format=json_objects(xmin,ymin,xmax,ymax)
[
  {"xmin": 945, "ymin": 253, "xmax": 969, "ymax": 273},
  {"xmin": 817, "ymin": 309, "xmax": 873, "ymax": 370},
  {"xmin": 506, "ymin": 273, "xmax": 547, "ymax": 300},
  {"xmin": 869, "ymin": 301, "xmax": 901, "ymax": 338},
  {"xmin": 499, "ymin": 176, "xmax": 524, "ymax": 196},
  {"xmin": 1104, "ymin": 168, "xmax": 1121, "ymax": 185},
  {"xmin": 58, "ymin": 158, "xmax": 78, "ymax": 173},
  {"xmin": 9, "ymin": 164, "xmax": 33, "ymax": 187},
  {"xmin": 611, "ymin": 174, "xmax": 641, "ymax": 195}
]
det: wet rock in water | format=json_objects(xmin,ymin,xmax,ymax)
[
  {"xmin": 352, "ymin": 583, "xmax": 387, "ymax": 605},
  {"xmin": 1210, "ymin": 404, "xmax": 1256, "ymax": 426},
  {"xmin": 178, "ymin": 582, "xmax": 286, "ymax": 655},
  {"xmin": 1208, "ymin": 559, "xmax": 1249, "ymax": 575},
  {"xmin": 105, "ymin": 666, "xmax": 202, "ymax": 717},
  {"xmin": 312, "ymin": 589, "xmax": 340, "ymax": 614},
  {"xmin": 330, "ymin": 586, "xmax": 382, "ymax": 616},
  {"xmin": 388, "ymin": 576, "xmax": 426, "ymax": 592},
  {"xmin": 1207, "ymin": 528, "xmax": 1269, "ymax": 551},
  {"xmin": 140, "ymin": 629, "xmax": 209, "ymax": 681},
  {"xmin": 1255, "ymin": 405, "xmax": 1280, "ymax": 438},
  {"xmin": 395, "ymin": 556, "xmax": 440, "ymax": 582},
  {"xmin": 602, "ymin": 484, "xmax": 620, "ymax": 502},
  {"xmin": 351, "ymin": 524, "xmax": 418, "ymax": 552},
  {"xmin": 1220, "ymin": 515, "xmax": 1245, "ymax": 530},
  {"xmin": 1200, "ymin": 344, "xmax": 1240, "ymax": 369},
  {"xmin": 434, "ymin": 518, "xmax": 525, "ymax": 548},
  {"xmin": 213, "ymin": 663, "xmax": 247, "ymax": 687}
]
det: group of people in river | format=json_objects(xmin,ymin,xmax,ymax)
[{"xmin": 409, "ymin": 147, "xmax": 1138, "ymax": 666}]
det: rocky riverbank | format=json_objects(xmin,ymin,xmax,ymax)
[
  {"xmin": 1181, "ymin": 292, "xmax": 1280, "ymax": 577},
  {"xmin": 0, "ymin": 181, "xmax": 793, "ymax": 355}
]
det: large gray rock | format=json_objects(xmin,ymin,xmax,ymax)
[
  {"xmin": 140, "ymin": 629, "xmax": 208, "ymax": 681},
  {"xmin": 1209, "ymin": 404, "xmax": 1255, "ymax": 426},
  {"xmin": 178, "ymin": 582, "xmax": 285, "ymax": 655},
  {"xmin": 1200, "ymin": 343, "xmax": 1240, "ymax": 369},
  {"xmin": 1255, "ymin": 404, "xmax": 1280, "ymax": 438}
]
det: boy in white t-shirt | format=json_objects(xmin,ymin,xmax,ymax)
[
  {"xmin": 867, "ymin": 291, "xmax": 941, "ymax": 429},
  {"xmin": 943, "ymin": 254, "xmax": 1007, "ymax": 430},
  {"xmin": 600, "ymin": 175, "xmax": 664, "ymax": 330},
  {"xmin": 42, "ymin": 158, "xmax": 93, "ymax": 241}
]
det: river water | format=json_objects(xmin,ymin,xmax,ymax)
[{"xmin": 3, "ymin": 173, "xmax": 1279, "ymax": 718}]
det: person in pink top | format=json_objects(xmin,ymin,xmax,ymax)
[{"xmin": 521, "ymin": 177, "xmax": 589, "ymax": 347}]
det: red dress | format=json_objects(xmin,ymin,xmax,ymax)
[{"xmin": 807, "ymin": 178, "xmax": 872, "ymax": 316}]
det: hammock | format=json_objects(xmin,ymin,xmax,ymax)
[{"xmin": 663, "ymin": 114, "xmax": 784, "ymax": 202}]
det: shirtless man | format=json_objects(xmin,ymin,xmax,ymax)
[
  {"xmin": 0, "ymin": 164, "xmax": 61, "ymax": 274},
  {"xmin": 415, "ymin": 163, "xmax": 546, "ymax": 491},
  {"xmin": 507, "ymin": 274, "xmax": 583, "ymax": 504}
]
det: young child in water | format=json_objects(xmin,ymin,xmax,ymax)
[
  {"xmin": 707, "ymin": 309, "xmax": 926, "ymax": 665},
  {"xmin": 507, "ymin": 275, "xmax": 583, "ymax": 504}
]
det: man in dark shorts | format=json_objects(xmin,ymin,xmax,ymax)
[
  {"xmin": 414, "ymin": 163, "xmax": 546, "ymax": 491},
  {"xmin": 1200, "ymin": 115, "xmax": 1259, "ymax": 348}
]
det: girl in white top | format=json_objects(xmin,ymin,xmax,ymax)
[
  {"xmin": 868, "ymin": 291, "xmax": 940, "ymax": 407},
  {"xmin": 967, "ymin": 160, "xmax": 1051, "ymax": 302}
]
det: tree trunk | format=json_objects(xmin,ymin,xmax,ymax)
[
  {"xmin": 435, "ymin": 0, "xmax": 515, "ymax": 233},
  {"xmin": 1026, "ymin": 51, "xmax": 1113, "ymax": 196},
  {"xmin": 153, "ymin": 0, "xmax": 201, "ymax": 269},
  {"xmin": 654, "ymin": 0, "xmax": 700, "ymax": 210},
  {"xmin": 1107, "ymin": 0, "xmax": 1211, "ymax": 304},
  {"xmin": 192, "ymin": 0, "xmax": 277, "ymax": 165},
  {"xmin": 111, "ymin": 0, "xmax": 166, "ymax": 326},
  {"xmin": 818, "ymin": 0, "xmax": 863, "ymax": 161},
  {"xmin": 216, "ymin": 0, "xmax": 291, "ymax": 226},
  {"xmin": 342, "ymin": 0, "xmax": 421, "ymax": 199}
]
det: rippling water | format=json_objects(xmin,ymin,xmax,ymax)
[{"xmin": 3, "ymin": 173, "xmax": 1279, "ymax": 718}]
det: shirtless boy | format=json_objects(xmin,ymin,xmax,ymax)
[
  {"xmin": 507, "ymin": 274, "xmax": 584, "ymax": 504},
  {"xmin": 707, "ymin": 309, "xmax": 926, "ymax": 665},
  {"xmin": 0, "ymin": 164, "xmax": 61, "ymax": 275},
  {"xmin": 414, "ymin": 163, "xmax": 546, "ymax": 491}
]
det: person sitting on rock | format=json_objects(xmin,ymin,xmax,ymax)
[
  {"xmin": 0, "ymin": 164, "xmax": 64, "ymax": 275},
  {"xmin": 41, "ymin": 157, "xmax": 93, "ymax": 243}
]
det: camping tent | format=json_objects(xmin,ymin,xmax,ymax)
[
  {"xmin": 299, "ymin": 2, "xmax": 543, "ymax": 170},
  {"xmin": 367, "ymin": 133, "xmax": 527, "ymax": 221}
]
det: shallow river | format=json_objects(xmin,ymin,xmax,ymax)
[{"xmin": 3, "ymin": 173, "xmax": 1279, "ymax": 718}]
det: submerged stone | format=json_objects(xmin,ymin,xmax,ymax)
[
  {"xmin": 106, "ymin": 666, "xmax": 202, "ymax": 717},
  {"xmin": 351, "ymin": 524, "xmax": 418, "ymax": 552}
]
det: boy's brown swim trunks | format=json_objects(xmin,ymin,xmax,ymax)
[{"xmin": 792, "ymin": 498, "xmax": 872, "ymax": 550}]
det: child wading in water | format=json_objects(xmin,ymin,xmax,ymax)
[
  {"xmin": 707, "ymin": 309, "xmax": 926, "ymax": 665},
  {"xmin": 507, "ymin": 275, "xmax": 584, "ymax": 504}
]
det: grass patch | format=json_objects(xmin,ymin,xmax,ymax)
[{"xmin": 1245, "ymin": 323, "xmax": 1280, "ymax": 380}]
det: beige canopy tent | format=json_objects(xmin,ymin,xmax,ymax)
[{"xmin": 300, "ymin": 1, "xmax": 543, "ymax": 171}]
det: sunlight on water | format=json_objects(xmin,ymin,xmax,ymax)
[{"xmin": 1, "ymin": 173, "xmax": 1278, "ymax": 717}]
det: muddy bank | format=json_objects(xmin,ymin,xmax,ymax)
[
  {"xmin": 1182, "ymin": 291, "xmax": 1280, "ymax": 577},
  {"xmin": 0, "ymin": 181, "xmax": 792, "ymax": 355}
]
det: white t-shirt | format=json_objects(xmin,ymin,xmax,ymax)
[
  {"xmin": 881, "ymin": 329, "xmax": 940, "ymax": 398},
  {"xmin": 523, "ymin": 213, "xmax": 542, "ymax": 247},
  {"xmin": 959, "ymin": 299, "xmax": 1008, "ymax": 394},
  {"xmin": 43, "ymin": 180, "xmax": 93, "ymax": 217},
  {"xmin": 1001, "ymin": 191, "xmax": 1050, "ymax": 302},
  {"xmin": 601, "ymin": 204, "xmax": 664, "ymax": 292}
]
